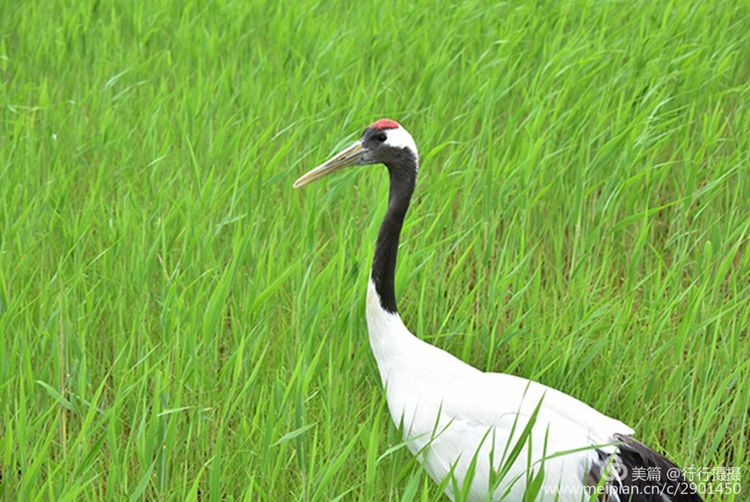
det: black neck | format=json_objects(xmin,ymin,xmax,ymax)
[{"xmin": 371, "ymin": 160, "xmax": 417, "ymax": 313}]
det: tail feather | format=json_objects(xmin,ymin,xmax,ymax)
[{"xmin": 588, "ymin": 433, "xmax": 703, "ymax": 502}]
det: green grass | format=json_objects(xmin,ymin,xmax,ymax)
[{"xmin": 1, "ymin": 0, "xmax": 749, "ymax": 500}]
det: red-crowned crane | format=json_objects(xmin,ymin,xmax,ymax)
[{"xmin": 293, "ymin": 119, "xmax": 701, "ymax": 501}]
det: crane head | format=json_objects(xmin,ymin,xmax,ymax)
[{"xmin": 293, "ymin": 119, "xmax": 418, "ymax": 189}]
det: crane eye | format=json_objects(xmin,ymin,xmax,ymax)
[{"xmin": 374, "ymin": 132, "xmax": 387, "ymax": 143}]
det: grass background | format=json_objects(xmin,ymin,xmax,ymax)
[{"xmin": 1, "ymin": 0, "xmax": 749, "ymax": 500}]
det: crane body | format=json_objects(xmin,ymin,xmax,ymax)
[{"xmin": 294, "ymin": 119, "xmax": 701, "ymax": 501}]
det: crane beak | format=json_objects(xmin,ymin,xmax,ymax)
[{"xmin": 293, "ymin": 141, "xmax": 366, "ymax": 188}]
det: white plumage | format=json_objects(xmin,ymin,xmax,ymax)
[{"xmin": 366, "ymin": 280, "xmax": 631, "ymax": 501}]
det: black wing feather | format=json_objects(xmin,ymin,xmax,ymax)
[{"xmin": 588, "ymin": 433, "xmax": 703, "ymax": 501}]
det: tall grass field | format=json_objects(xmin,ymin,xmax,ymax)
[{"xmin": 2, "ymin": 0, "xmax": 749, "ymax": 500}]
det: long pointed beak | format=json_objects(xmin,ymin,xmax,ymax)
[{"xmin": 293, "ymin": 141, "xmax": 365, "ymax": 188}]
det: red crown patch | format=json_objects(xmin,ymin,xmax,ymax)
[{"xmin": 370, "ymin": 119, "xmax": 400, "ymax": 130}]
